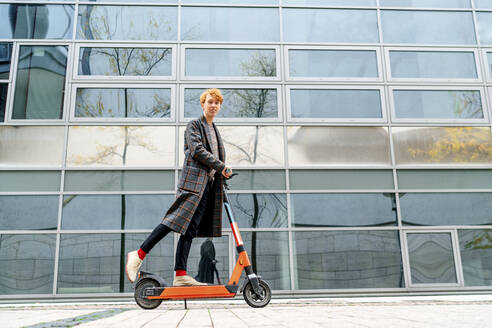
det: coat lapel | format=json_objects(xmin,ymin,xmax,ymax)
[
  {"xmin": 200, "ymin": 115, "xmax": 225, "ymax": 162},
  {"xmin": 200, "ymin": 115, "xmax": 213, "ymax": 152}
]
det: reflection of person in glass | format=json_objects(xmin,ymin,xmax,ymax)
[{"xmin": 126, "ymin": 88, "xmax": 232, "ymax": 286}]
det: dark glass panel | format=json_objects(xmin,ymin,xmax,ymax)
[
  {"xmin": 292, "ymin": 193, "xmax": 397, "ymax": 227},
  {"xmin": 75, "ymin": 88, "xmax": 171, "ymax": 118},
  {"xmin": 459, "ymin": 229, "xmax": 492, "ymax": 286},
  {"xmin": 62, "ymin": 194, "xmax": 173, "ymax": 230},
  {"xmin": 12, "ymin": 45, "xmax": 67, "ymax": 120},
  {"xmin": 0, "ymin": 234, "xmax": 56, "ymax": 295},
  {"xmin": 185, "ymin": 236, "xmax": 229, "ymax": 285},
  {"xmin": 0, "ymin": 4, "xmax": 73, "ymax": 39},
  {"xmin": 223, "ymin": 193, "xmax": 287, "ymax": 228},
  {"xmin": 0, "ymin": 195, "xmax": 58, "ymax": 230},
  {"xmin": 294, "ymin": 231, "xmax": 404, "ymax": 289},
  {"xmin": 400, "ymin": 193, "xmax": 492, "ymax": 226},
  {"xmin": 0, "ymin": 83, "xmax": 7, "ymax": 122},
  {"xmin": 0, "ymin": 43, "xmax": 13, "ymax": 79},
  {"xmin": 184, "ymin": 88, "xmax": 278, "ymax": 118},
  {"xmin": 290, "ymin": 170, "xmax": 394, "ymax": 190},
  {"xmin": 407, "ymin": 233, "xmax": 457, "ymax": 284}
]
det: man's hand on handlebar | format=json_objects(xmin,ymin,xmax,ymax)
[{"xmin": 222, "ymin": 166, "xmax": 232, "ymax": 178}]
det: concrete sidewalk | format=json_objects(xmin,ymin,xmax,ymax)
[{"xmin": 2, "ymin": 295, "xmax": 492, "ymax": 328}]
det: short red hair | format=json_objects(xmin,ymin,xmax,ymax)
[{"xmin": 200, "ymin": 88, "xmax": 223, "ymax": 104}]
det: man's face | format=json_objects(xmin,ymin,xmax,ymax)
[{"xmin": 201, "ymin": 94, "xmax": 221, "ymax": 119}]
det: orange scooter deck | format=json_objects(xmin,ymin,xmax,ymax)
[{"xmin": 148, "ymin": 285, "xmax": 237, "ymax": 300}]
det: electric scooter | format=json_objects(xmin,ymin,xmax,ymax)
[{"xmin": 133, "ymin": 173, "xmax": 272, "ymax": 309}]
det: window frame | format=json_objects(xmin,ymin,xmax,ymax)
[
  {"xmin": 69, "ymin": 83, "xmax": 176, "ymax": 123},
  {"xmin": 0, "ymin": 42, "xmax": 14, "ymax": 124},
  {"xmin": 482, "ymin": 48, "xmax": 492, "ymax": 83},
  {"xmin": 179, "ymin": 84, "xmax": 283, "ymax": 123},
  {"xmin": 388, "ymin": 85, "xmax": 490, "ymax": 123},
  {"xmin": 7, "ymin": 41, "xmax": 71, "ymax": 124},
  {"xmin": 286, "ymin": 84, "xmax": 387, "ymax": 123},
  {"xmin": 385, "ymin": 47, "xmax": 482, "ymax": 83},
  {"xmin": 284, "ymin": 45, "xmax": 383, "ymax": 82},
  {"xmin": 72, "ymin": 43, "xmax": 177, "ymax": 81},
  {"xmin": 180, "ymin": 44, "xmax": 281, "ymax": 81}
]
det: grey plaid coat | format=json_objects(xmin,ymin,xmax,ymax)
[{"xmin": 161, "ymin": 115, "xmax": 226, "ymax": 237}]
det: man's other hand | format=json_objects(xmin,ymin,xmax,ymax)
[{"xmin": 222, "ymin": 167, "xmax": 232, "ymax": 178}]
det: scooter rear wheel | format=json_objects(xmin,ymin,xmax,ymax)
[
  {"xmin": 135, "ymin": 278, "xmax": 162, "ymax": 310},
  {"xmin": 243, "ymin": 279, "xmax": 271, "ymax": 308}
]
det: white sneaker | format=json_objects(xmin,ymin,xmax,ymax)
[
  {"xmin": 173, "ymin": 275, "xmax": 207, "ymax": 286},
  {"xmin": 126, "ymin": 250, "xmax": 143, "ymax": 283}
]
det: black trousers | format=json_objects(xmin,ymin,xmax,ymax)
[{"xmin": 140, "ymin": 180, "xmax": 213, "ymax": 271}]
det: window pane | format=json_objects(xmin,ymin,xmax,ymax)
[
  {"xmin": 0, "ymin": 83, "xmax": 7, "ymax": 122},
  {"xmin": 64, "ymin": 170, "xmax": 174, "ymax": 192},
  {"xmin": 183, "ymin": 0, "xmax": 277, "ymax": 3},
  {"xmin": 459, "ymin": 229, "xmax": 492, "ymax": 286},
  {"xmin": 290, "ymin": 89, "xmax": 382, "ymax": 119},
  {"xmin": 0, "ymin": 126, "xmax": 64, "ymax": 166},
  {"xmin": 380, "ymin": 0, "xmax": 470, "ymax": 8},
  {"xmin": 290, "ymin": 170, "xmax": 394, "ymax": 190},
  {"xmin": 0, "ymin": 4, "xmax": 73, "ymax": 39},
  {"xmin": 0, "ymin": 43, "xmax": 13, "ymax": 80},
  {"xmin": 294, "ymin": 231, "xmax": 403, "ymax": 289},
  {"xmin": 389, "ymin": 51, "xmax": 477, "ymax": 79},
  {"xmin": 79, "ymin": 47, "xmax": 172, "ymax": 76},
  {"xmin": 185, "ymin": 48, "xmax": 276, "ymax": 77},
  {"xmin": 77, "ymin": 6, "xmax": 177, "ymax": 41},
  {"xmin": 289, "ymin": 49, "xmax": 378, "ymax": 78},
  {"xmin": 393, "ymin": 90, "xmax": 483, "ymax": 119},
  {"xmin": 0, "ymin": 234, "xmax": 55, "ymax": 294},
  {"xmin": 185, "ymin": 236, "xmax": 229, "ymax": 285},
  {"xmin": 488, "ymin": 53, "xmax": 492, "ymax": 78},
  {"xmin": 0, "ymin": 171, "xmax": 60, "ymax": 192},
  {"xmin": 397, "ymin": 170, "xmax": 492, "ymax": 189},
  {"xmin": 0, "ymin": 196, "xmax": 58, "ymax": 230},
  {"xmin": 184, "ymin": 88, "xmax": 278, "ymax": 119},
  {"xmin": 400, "ymin": 193, "xmax": 492, "ymax": 226},
  {"xmin": 292, "ymin": 193, "xmax": 397, "ymax": 227},
  {"xmin": 381, "ymin": 11, "xmax": 476, "ymax": 44},
  {"xmin": 224, "ymin": 193, "xmax": 287, "ymax": 228},
  {"xmin": 75, "ymin": 88, "xmax": 171, "ymax": 119},
  {"xmin": 242, "ymin": 231, "xmax": 290, "ymax": 290},
  {"xmin": 476, "ymin": 12, "xmax": 492, "ymax": 45},
  {"xmin": 283, "ymin": 9, "xmax": 379, "ymax": 43},
  {"xmin": 393, "ymin": 127, "xmax": 492, "ymax": 165},
  {"xmin": 475, "ymin": 0, "xmax": 492, "ymax": 8},
  {"xmin": 12, "ymin": 46, "xmax": 67, "ymax": 120},
  {"xmin": 407, "ymin": 233, "xmax": 457, "ymax": 284},
  {"xmin": 284, "ymin": 0, "xmax": 375, "ymax": 5},
  {"xmin": 67, "ymin": 126, "xmax": 175, "ymax": 167},
  {"xmin": 226, "ymin": 170, "xmax": 285, "ymax": 190},
  {"xmin": 181, "ymin": 7, "xmax": 279, "ymax": 42},
  {"xmin": 62, "ymin": 194, "xmax": 173, "ymax": 230},
  {"xmin": 288, "ymin": 126, "xmax": 391, "ymax": 166}
]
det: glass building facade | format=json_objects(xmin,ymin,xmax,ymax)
[{"xmin": 1, "ymin": 0, "xmax": 492, "ymax": 298}]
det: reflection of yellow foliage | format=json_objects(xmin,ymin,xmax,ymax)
[
  {"xmin": 407, "ymin": 127, "xmax": 492, "ymax": 163},
  {"xmin": 464, "ymin": 230, "xmax": 492, "ymax": 250}
]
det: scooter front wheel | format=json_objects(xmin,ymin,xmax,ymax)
[
  {"xmin": 243, "ymin": 279, "xmax": 271, "ymax": 308},
  {"xmin": 135, "ymin": 278, "xmax": 163, "ymax": 310}
]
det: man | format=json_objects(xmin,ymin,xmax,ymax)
[{"xmin": 126, "ymin": 88, "xmax": 232, "ymax": 286}]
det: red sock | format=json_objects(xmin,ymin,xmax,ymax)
[
  {"xmin": 175, "ymin": 270, "xmax": 187, "ymax": 277},
  {"xmin": 137, "ymin": 248, "xmax": 147, "ymax": 260}
]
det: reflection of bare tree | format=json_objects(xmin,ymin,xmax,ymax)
[
  {"xmin": 451, "ymin": 91, "xmax": 483, "ymax": 119},
  {"xmin": 464, "ymin": 230, "xmax": 492, "ymax": 250}
]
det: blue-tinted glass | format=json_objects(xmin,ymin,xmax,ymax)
[
  {"xmin": 77, "ymin": 6, "xmax": 177, "ymax": 41},
  {"xmin": 12, "ymin": 46, "xmax": 67, "ymax": 120},
  {"xmin": 290, "ymin": 89, "xmax": 382, "ymax": 119},
  {"xmin": 476, "ymin": 12, "xmax": 492, "ymax": 45},
  {"xmin": 62, "ymin": 194, "xmax": 173, "ymax": 230},
  {"xmin": 381, "ymin": 10, "xmax": 476, "ymax": 44},
  {"xmin": 184, "ymin": 88, "xmax": 278, "ymax": 118},
  {"xmin": 181, "ymin": 7, "xmax": 279, "ymax": 42},
  {"xmin": 294, "ymin": 231, "xmax": 404, "ymax": 289},
  {"xmin": 292, "ymin": 193, "xmax": 397, "ymax": 227},
  {"xmin": 183, "ymin": 0, "xmax": 277, "ymax": 3},
  {"xmin": 79, "ymin": 47, "xmax": 172, "ymax": 76},
  {"xmin": 0, "ymin": 4, "xmax": 73, "ymax": 39},
  {"xmin": 400, "ymin": 193, "xmax": 492, "ymax": 226},
  {"xmin": 289, "ymin": 50, "xmax": 378, "ymax": 78},
  {"xmin": 393, "ymin": 90, "xmax": 483, "ymax": 119},
  {"xmin": 390, "ymin": 51, "xmax": 477, "ymax": 79},
  {"xmin": 0, "ymin": 43, "xmax": 12, "ymax": 80},
  {"xmin": 459, "ymin": 229, "xmax": 492, "ymax": 286},
  {"xmin": 185, "ymin": 48, "xmax": 276, "ymax": 77},
  {"xmin": 488, "ymin": 53, "xmax": 492, "ymax": 78},
  {"xmin": 0, "ymin": 195, "xmax": 59, "ymax": 230},
  {"xmin": 75, "ymin": 88, "xmax": 171, "ymax": 118},
  {"xmin": 0, "ymin": 234, "xmax": 56, "ymax": 294},
  {"xmin": 475, "ymin": 0, "xmax": 492, "ymax": 8},
  {"xmin": 283, "ymin": 9, "xmax": 379, "ymax": 43},
  {"xmin": 380, "ymin": 0, "xmax": 470, "ymax": 8},
  {"xmin": 284, "ymin": 0, "xmax": 375, "ymax": 5},
  {"xmin": 397, "ymin": 170, "xmax": 492, "ymax": 189}
]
